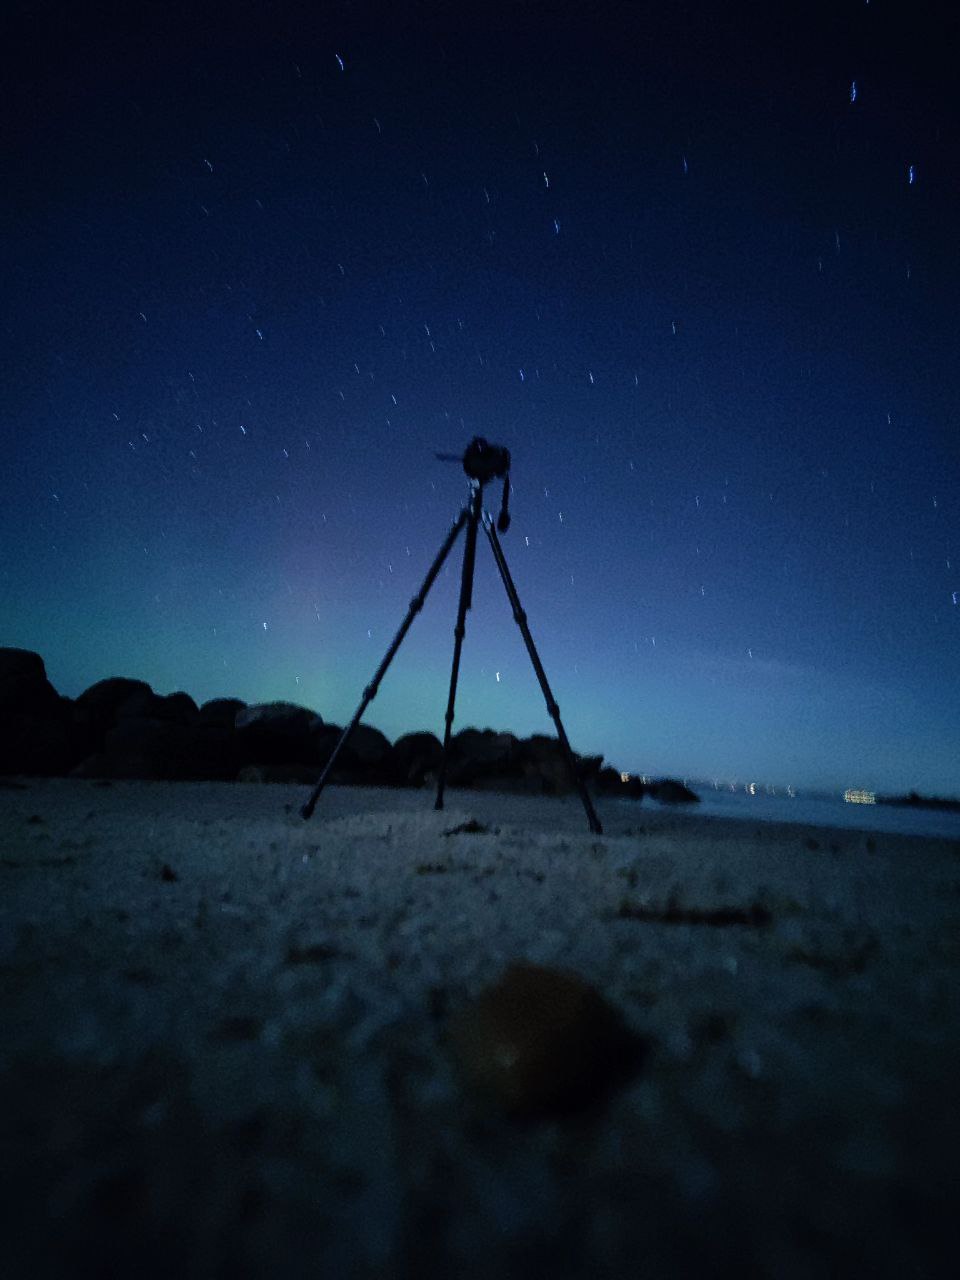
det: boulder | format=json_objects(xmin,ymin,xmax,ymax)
[
  {"xmin": 72, "ymin": 717, "xmax": 237, "ymax": 781},
  {"xmin": 234, "ymin": 701, "xmax": 322, "ymax": 767},
  {"xmin": 116, "ymin": 689, "xmax": 200, "ymax": 723},
  {"xmin": 0, "ymin": 713, "xmax": 77, "ymax": 777},
  {"xmin": 0, "ymin": 647, "xmax": 65, "ymax": 718},
  {"xmin": 308, "ymin": 722, "xmax": 345, "ymax": 768},
  {"xmin": 0, "ymin": 649, "xmax": 81, "ymax": 774},
  {"xmin": 447, "ymin": 728, "xmax": 521, "ymax": 786},
  {"xmin": 316, "ymin": 722, "xmax": 393, "ymax": 783},
  {"xmin": 595, "ymin": 768, "xmax": 646, "ymax": 799},
  {"xmin": 649, "ymin": 778, "xmax": 699, "ymax": 804},
  {"xmin": 73, "ymin": 677, "xmax": 155, "ymax": 755},
  {"xmin": 197, "ymin": 697, "xmax": 246, "ymax": 728},
  {"xmin": 514, "ymin": 737, "xmax": 583, "ymax": 793},
  {"xmin": 579, "ymin": 753, "xmax": 604, "ymax": 781},
  {"xmin": 389, "ymin": 731, "xmax": 444, "ymax": 787},
  {"xmin": 0, "ymin": 646, "xmax": 46, "ymax": 689},
  {"xmin": 340, "ymin": 723, "xmax": 391, "ymax": 770}
]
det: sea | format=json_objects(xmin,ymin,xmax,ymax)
[{"xmin": 623, "ymin": 786, "xmax": 960, "ymax": 842}]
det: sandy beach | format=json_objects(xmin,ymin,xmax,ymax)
[{"xmin": 2, "ymin": 777, "xmax": 958, "ymax": 1277}]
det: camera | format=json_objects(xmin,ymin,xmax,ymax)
[
  {"xmin": 462, "ymin": 437, "xmax": 510, "ymax": 483},
  {"xmin": 434, "ymin": 436, "xmax": 512, "ymax": 531}
]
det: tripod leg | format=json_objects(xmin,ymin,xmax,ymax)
[
  {"xmin": 301, "ymin": 506, "xmax": 470, "ymax": 819},
  {"xmin": 480, "ymin": 515, "xmax": 603, "ymax": 835},
  {"xmin": 434, "ymin": 484, "xmax": 483, "ymax": 812}
]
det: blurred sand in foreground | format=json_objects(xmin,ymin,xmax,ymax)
[{"xmin": 2, "ymin": 779, "xmax": 958, "ymax": 1278}]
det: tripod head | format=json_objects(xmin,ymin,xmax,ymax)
[{"xmin": 435, "ymin": 436, "xmax": 512, "ymax": 532}]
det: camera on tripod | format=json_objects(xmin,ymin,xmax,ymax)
[
  {"xmin": 300, "ymin": 436, "xmax": 602, "ymax": 833},
  {"xmin": 437, "ymin": 437, "xmax": 512, "ymax": 532},
  {"xmin": 461, "ymin": 437, "xmax": 510, "ymax": 483}
]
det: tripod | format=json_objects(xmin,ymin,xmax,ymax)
[{"xmin": 301, "ymin": 440, "xmax": 603, "ymax": 834}]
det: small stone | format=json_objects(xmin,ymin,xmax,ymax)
[
  {"xmin": 160, "ymin": 863, "xmax": 178, "ymax": 882},
  {"xmin": 447, "ymin": 961, "xmax": 643, "ymax": 1119},
  {"xmin": 443, "ymin": 819, "xmax": 489, "ymax": 835}
]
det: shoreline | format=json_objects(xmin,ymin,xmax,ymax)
[{"xmin": 4, "ymin": 773, "xmax": 958, "ymax": 851}]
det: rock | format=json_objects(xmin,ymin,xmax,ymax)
[
  {"xmin": 447, "ymin": 728, "xmax": 521, "ymax": 786},
  {"xmin": 73, "ymin": 719, "xmax": 237, "ymax": 781},
  {"xmin": 594, "ymin": 768, "xmax": 646, "ymax": 798},
  {"xmin": 0, "ymin": 650, "xmax": 690, "ymax": 799},
  {"xmin": 579, "ymin": 753, "xmax": 604, "ymax": 780},
  {"xmin": 0, "ymin": 647, "xmax": 46, "ymax": 689},
  {"xmin": 116, "ymin": 689, "xmax": 200, "ymax": 724},
  {"xmin": 388, "ymin": 731, "xmax": 444, "ymax": 786},
  {"xmin": 73, "ymin": 677, "xmax": 155, "ymax": 755},
  {"xmin": 518, "ymin": 735, "xmax": 583, "ymax": 795},
  {"xmin": 0, "ymin": 713, "xmax": 77, "ymax": 776},
  {"xmin": 234, "ymin": 701, "xmax": 322, "ymax": 767},
  {"xmin": 593, "ymin": 772, "xmax": 698, "ymax": 803},
  {"xmin": 197, "ymin": 698, "xmax": 246, "ymax": 728},
  {"xmin": 447, "ymin": 961, "xmax": 643, "ymax": 1119},
  {"xmin": 649, "ymin": 779, "xmax": 699, "ymax": 804},
  {"xmin": 0, "ymin": 648, "xmax": 63, "ymax": 717},
  {"xmin": 299, "ymin": 721, "xmax": 391, "ymax": 783},
  {"xmin": 0, "ymin": 649, "xmax": 80, "ymax": 774},
  {"xmin": 339, "ymin": 723, "xmax": 391, "ymax": 771},
  {"xmin": 308, "ymin": 722, "xmax": 344, "ymax": 769}
]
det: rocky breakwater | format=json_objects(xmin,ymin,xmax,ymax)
[{"xmin": 0, "ymin": 647, "xmax": 697, "ymax": 802}]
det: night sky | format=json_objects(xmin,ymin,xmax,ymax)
[{"xmin": 3, "ymin": 1, "xmax": 958, "ymax": 795}]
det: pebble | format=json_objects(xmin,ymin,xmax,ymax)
[{"xmin": 447, "ymin": 961, "xmax": 642, "ymax": 1118}]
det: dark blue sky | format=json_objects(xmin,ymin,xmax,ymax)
[{"xmin": 3, "ymin": 1, "xmax": 958, "ymax": 794}]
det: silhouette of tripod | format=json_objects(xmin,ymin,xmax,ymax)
[{"xmin": 301, "ymin": 438, "xmax": 603, "ymax": 834}]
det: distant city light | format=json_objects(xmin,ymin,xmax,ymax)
[{"xmin": 844, "ymin": 788, "xmax": 876, "ymax": 804}]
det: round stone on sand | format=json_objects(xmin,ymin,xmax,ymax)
[{"xmin": 448, "ymin": 961, "xmax": 641, "ymax": 1119}]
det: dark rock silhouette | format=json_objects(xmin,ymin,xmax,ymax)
[
  {"xmin": 0, "ymin": 713, "xmax": 75, "ymax": 777},
  {"xmin": 878, "ymin": 790, "xmax": 960, "ymax": 813},
  {"xmin": 389, "ymin": 731, "xmax": 444, "ymax": 786},
  {"xmin": 519, "ymin": 735, "xmax": 601, "ymax": 796},
  {"xmin": 338, "ymin": 723, "xmax": 392, "ymax": 775},
  {"xmin": 115, "ymin": 688, "xmax": 200, "ymax": 724},
  {"xmin": 447, "ymin": 728, "xmax": 520, "ymax": 787},
  {"xmin": 0, "ymin": 648, "xmax": 64, "ymax": 717},
  {"xmin": 234, "ymin": 701, "xmax": 320, "ymax": 767},
  {"xmin": 648, "ymin": 778, "xmax": 699, "ymax": 804},
  {"xmin": 593, "ymin": 768, "xmax": 647, "ymax": 798},
  {"xmin": 595, "ymin": 768, "xmax": 646, "ymax": 798},
  {"xmin": 593, "ymin": 770, "xmax": 698, "ymax": 803},
  {"xmin": 0, "ymin": 647, "xmax": 695, "ymax": 801},
  {"xmin": 0, "ymin": 648, "xmax": 76, "ymax": 775},
  {"xmin": 73, "ymin": 677, "xmax": 154, "ymax": 757},
  {"xmin": 197, "ymin": 698, "xmax": 246, "ymax": 728}
]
